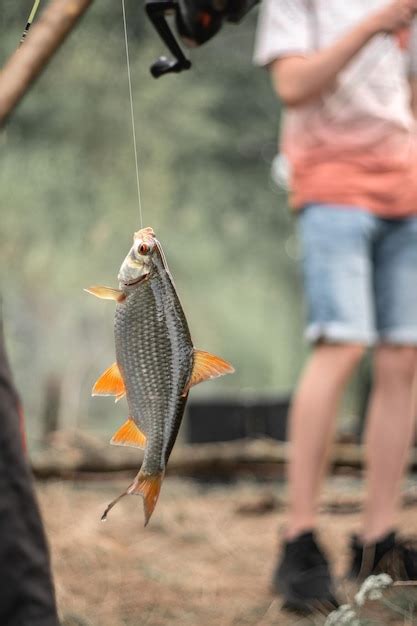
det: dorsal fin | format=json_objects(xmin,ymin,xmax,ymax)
[{"xmin": 183, "ymin": 349, "xmax": 235, "ymax": 395}]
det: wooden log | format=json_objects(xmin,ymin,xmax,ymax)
[
  {"xmin": 30, "ymin": 431, "xmax": 417, "ymax": 479},
  {"xmin": 0, "ymin": 0, "xmax": 94, "ymax": 126}
]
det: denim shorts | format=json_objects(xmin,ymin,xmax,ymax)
[{"xmin": 298, "ymin": 204, "xmax": 417, "ymax": 346}]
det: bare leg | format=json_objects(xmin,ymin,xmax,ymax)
[
  {"xmin": 362, "ymin": 345, "xmax": 417, "ymax": 542},
  {"xmin": 286, "ymin": 343, "xmax": 365, "ymax": 540}
]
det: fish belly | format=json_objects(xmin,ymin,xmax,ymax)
[{"xmin": 114, "ymin": 271, "xmax": 193, "ymax": 475}]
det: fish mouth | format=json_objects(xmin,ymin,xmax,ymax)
[{"xmin": 123, "ymin": 275, "xmax": 148, "ymax": 287}]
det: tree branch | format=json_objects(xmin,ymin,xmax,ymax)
[{"xmin": 0, "ymin": 0, "xmax": 94, "ymax": 126}]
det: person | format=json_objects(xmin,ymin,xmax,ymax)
[
  {"xmin": 254, "ymin": 0, "xmax": 417, "ymax": 613},
  {"xmin": 0, "ymin": 320, "xmax": 60, "ymax": 626}
]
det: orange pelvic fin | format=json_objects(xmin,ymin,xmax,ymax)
[
  {"xmin": 92, "ymin": 362, "xmax": 126, "ymax": 399},
  {"xmin": 183, "ymin": 349, "xmax": 235, "ymax": 395},
  {"xmin": 101, "ymin": 471, "xmax": 164, "ymax": 526},
  {"xmin": 110, "ymin": 418, "xmax": 147, "ymax": 449},
  {"xmin": 84, "ymin": 286, "xmax": 126, "ymax": 302}
]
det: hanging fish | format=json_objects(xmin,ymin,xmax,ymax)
[{"xmin": 85, "ymin": 227, "xmax": 234, "ymax": 525}]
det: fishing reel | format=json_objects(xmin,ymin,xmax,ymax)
[{"xmin": 145, "ymin": 0, "xmax": 260, "ymax": 78}]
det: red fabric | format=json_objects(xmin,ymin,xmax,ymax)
[{"xmin": 290, "ymin": 148, "xmax": 417, "ymax": 216}]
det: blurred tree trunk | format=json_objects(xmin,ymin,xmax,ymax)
[
  {"xmin": 42, "ymin": 374, "xmax": 61, "ymax": 439},
  {"xmin": 0, "ymin": 0, "xmax": 94, "ymax": 126}
]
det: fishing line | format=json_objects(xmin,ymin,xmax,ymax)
[
  {"xmin": 121, "ymin": 0, "xmax": 144, "ymax": 228},
  {"xmin": 20, "ymin": 0, "xmax": 41, "ymax": 45}
]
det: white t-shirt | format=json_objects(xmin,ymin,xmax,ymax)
[{"xmin": 254, "ymin": 0, "xmax": 417, "ymax": 215}]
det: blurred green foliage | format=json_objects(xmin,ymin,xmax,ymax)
[{"xmin": 1, "ymin": 0, "xmax": 307, "ymax": 439}]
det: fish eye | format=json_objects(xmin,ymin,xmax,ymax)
[{"xmin": 138, "ymin": 243, "xmax": 150, "ymax": 255}]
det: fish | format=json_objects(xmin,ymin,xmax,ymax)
[{"xmin": 85, "ymin": 227, "xmax": 234, "ymax": 525}]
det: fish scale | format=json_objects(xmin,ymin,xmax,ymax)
[
  {"xmin": 114, "ymin": 266, "xmax": 193, "ymax": 476},
  {"xmin": 86, "ymin": 227, "xmax": 234, "ymax": 525}
]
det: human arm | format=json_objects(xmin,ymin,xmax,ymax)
[
  {"xmin": 271, "ymin": 0, "xmax": 417, "ymax": 107},
  {"xmin": 408, "ymin": 17, "xmax": 417, "ymax": 117}
]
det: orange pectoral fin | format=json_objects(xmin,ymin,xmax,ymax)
[
  {"xmin": 92, "ymin": 362, "xmax": 126, "ymax": 399},
  {"xmin": 183, "ymin": 349, "xmax": 235, "ymax": 395},
  {"xmin": 110, "ymin": 418, "xmax": 147, "ymax": 449},
  {"xmin": 84, "ymin": 286, "xmax": 126, "ymax": 302}
]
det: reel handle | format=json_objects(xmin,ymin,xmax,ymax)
[
  {"xmin": 150, "ymin": 56, "xmax": 192, "ymax": 78},
  {"xmin": 146, "ymin": 1, "xmax": 192, "ymax": 78}
]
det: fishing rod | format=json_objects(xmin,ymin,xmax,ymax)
[
  {"xmin": 20, "ymin": 0, "xmax": 42, "ymax": 45},
  {"xmin": 145, "ymin": 0, "xmax": 260, "ymax": 77}
]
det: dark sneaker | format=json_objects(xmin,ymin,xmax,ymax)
[
  {"xmin": 272, "ymin": 531, "xmax": 339, "ymax": 614},
  {"xmin": 348, "ymin": 531, "xmax": 417, "ymax": 581}
]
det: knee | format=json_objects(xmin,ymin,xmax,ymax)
[{"xmin": 373, "ymin": 346, "xmax": 417, "ymax": 387}]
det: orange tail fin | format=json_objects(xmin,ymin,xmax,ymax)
[
  {"xmin": 101, "ymin": 471, "xmax": 164, "ymax": 526},
  {"xmin": 128, "ymin": 472, "xmax": 164, "ymax": 526}
]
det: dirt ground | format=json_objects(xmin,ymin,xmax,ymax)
[{"xmin": 37, "ymin": 475, "xmax": 417, "ymax": 626}]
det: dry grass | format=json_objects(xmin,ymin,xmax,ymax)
[{"xmin": 37, "ymin": 476, "xmax": 417, "ymax": 626}]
